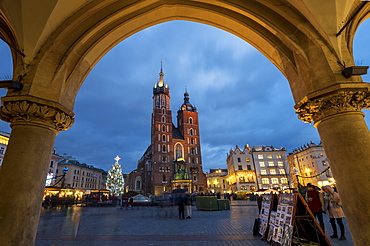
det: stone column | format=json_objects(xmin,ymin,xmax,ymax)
[
  {"xmin": 0, "ymin": 97, "xmax": 74, "ymax": 246},
  {"xmin": 295, "ymin": 89, "xmax": 370, "ymax": 245}
]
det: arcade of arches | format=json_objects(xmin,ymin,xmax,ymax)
[{"xmin": 0, "ymin": 1, "xmax": 370, "ymax": 245}]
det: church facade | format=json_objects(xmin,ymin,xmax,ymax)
[{"xmin": 126, "ymin": 68, "xmax": 206, "ymax": 195}]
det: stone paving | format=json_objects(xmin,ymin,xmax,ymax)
[{"xmin": 35, "ymin": 201, "xmax": 354, "ymax": 246}]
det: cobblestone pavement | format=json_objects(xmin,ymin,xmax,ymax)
[{"xmin": 35, "ymin": 201, "xmax": 354, "ymax": 246}]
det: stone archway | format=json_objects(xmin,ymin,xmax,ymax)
[{"xmin": 1, "ymin": 1, "xmax": 370, "ymax": 245}]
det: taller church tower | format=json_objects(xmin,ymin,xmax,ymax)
[{"xmin": 127, "ymin": 66, "xmax": 206, "ymax": 195}]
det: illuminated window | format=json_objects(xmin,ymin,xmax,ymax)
[
  {"xmin": 262, "ymin": 178, "xmax": 269, "ymax": 184},
  {"xmin": 279, "ymin": 169, "xmax": 286, "ymax": 174},
  {"xmin": 259, "ymin": 162, "xmax": 265, "ymax": 167},
  {"xmin": 245, "ymin": 157, "xmax": 250, "ymax": 162},
  {"xmin": 258, "ymin": 155, "xmax": 263, "ymax": 159},
  {"xmin": 270, "ymin": 169, "xmax": 277, "ymax": 175},
  {"xmin": 261, "ymin": 169, "xmax": 267, "ymax": 175},
  {"xmin": 268, "ymin": 161, "xmax": 274, "ymax": 166},
  {"xmin": 276, "ymin": 154, "xmax": 282, "ymax": 158},
  {"xmin": 267, "ymin": 155, "xmax": 273, "ymax": 159},
  {"xmin": 271, "ymin": 178, "xmax": 279, "ymax": 184},
  {"xmin": 278, "ymin": 161, "xmax": 284, "ymax": 166},
  {"xmin": 281, "ymin": 178, "xmax": 288, "ymax": 183},
  {"xmin": 322, "ymin": 161, "xmax": 327, "ymax": 166},
  {"xmin": 319, "ymin": 153, "xmax": 324, "ymax": 157}
]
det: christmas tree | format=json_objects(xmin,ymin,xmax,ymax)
[{"xmin": 106, "ymin": 155, "xmax": 125, "ymax": 196}]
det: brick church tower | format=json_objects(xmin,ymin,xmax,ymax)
[{"xmin": 127, "ymin": 66, "xmax": 206, "ymax": 195}]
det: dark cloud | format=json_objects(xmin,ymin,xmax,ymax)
[{"xmin": 0, "ymin": 20, "xmax": 370, "ymax": 172}]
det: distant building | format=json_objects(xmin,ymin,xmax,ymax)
[
  {"xmin": 226, "ymin": 145, "xmax": 291, "ymax": 192},
  {"xmin": 226, "ymin": 146, "xmax": 257, "ymax": 192},
  {"xmin": 55, "ymin": 156, "xmax": 107, "ymax": 191},
  {"xmin": 288, "ymin": 142, "xmax": 334, "ymax": 188},
  {"xmin": 206, "ymin": 169, "xmax": 230, "ymax": 194},
  {"xmin": 126, "ymin": 67, "xmax": 206, "ymax": 195}
]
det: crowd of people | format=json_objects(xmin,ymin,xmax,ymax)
[{"xmin": 305, "ymin": 183, "xmax": 346, "ymax": 241}]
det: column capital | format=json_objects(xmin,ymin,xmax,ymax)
[
  {"xmin": 294, "ymin": 89, "xmax": 370, "ymax": 125},
  {"xmin": 0, "ymin": 96, "xmax": 75, "ymax": 132}
]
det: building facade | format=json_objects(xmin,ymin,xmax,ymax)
[
  {"xmin": 127, "ymin": 68, "xmax": 206, "ymax": 195},
  {"xmin": 226, "ymin": 145, "xmax": 291, "ymax": 192},
  {"xmin": 226, "ymin": 146, "xmax": 257, "ymax": 193},
  {"xmin": 288, "ymin": 142, "xmax": 334, "ymax": 188},
  {"xmin": 206, "ymin": 169, "xmax": 230, "ymax": 194},
  {"xmin": 55, "ymin": 156, "xmax": 107, "ymax": 191}
]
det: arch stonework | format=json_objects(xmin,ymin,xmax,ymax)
[{"xmin": 0, "ymin": 1, "xmax": 370, "ymax": 245}]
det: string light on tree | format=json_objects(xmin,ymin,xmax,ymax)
[{"xmin": 106, "ymin": 155, "xmax": 125, "ymax": 196}]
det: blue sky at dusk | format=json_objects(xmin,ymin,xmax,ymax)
[{"xmin": 0, "ymin": 20, "xmax": 369, "ymax": 173}]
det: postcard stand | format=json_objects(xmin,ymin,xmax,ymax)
[
  {"xmin": 259, "ymin": 193, "xmax": 331, "ymax": 246},
  {"xmin": 255, "ymin": 194, "xmax": 278, "ymax": 238}
]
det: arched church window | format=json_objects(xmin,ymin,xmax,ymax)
[
  {"xmin": 136, "ymin": 180, "xmax": 141, "ymax": 189},
  {"xmin": 162, "ymin": 116, "xmax": 166, "ymax": 123},
  {"xmin": 162, "ymin": 125, "xmax": 166, "ymax": 132},
  {"xmin": 162, "ymin": 135, "xmax": 166, "ymax": 142},
  {"xmin": 191, "ymin": 138, "xmax": 194, "ymax": 144},
  {"xmin": 189, "ymin": 129, "xmax": 194, "ymax": 135},
  {"xmin": 163, "ymin": 175, "xmax": 167, "ymax": 182},
  {"xmin": 175, "ymin": 143, "xmax": 183, "ymax": 160},
  {"xmin": 162, "ymin": 108, "xmax": 165, "ymax": 114},
  {"xmin": 191, "ymin": 148, "xmax": 195, "ymax": 155},
  {"xmin": 162, "ymin": 145, "xmax": 166, "ymax": 152},
  {"xmin": 189, "ymin": 117, "xmax": 193, "ymax": 124}
]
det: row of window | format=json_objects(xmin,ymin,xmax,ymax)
[
  {"xmin": 237, "ymin": 154, "xmax": 283, "ymax": 163},
  {"xmin": 260, "ymin": 169, "xmax": 286, "ymax": 175},
  {"xmin": 178, "ymin": 117, "xmax": 194, "ymax": 125},
  {"xmin": 259, "ymin": 161, "xmax": 284, "ymax": 167},
  {"xmin": 73, "ymin": 176, "xmax": 98, "ymax": 183},
  {"xmin": 261, "ymin": 177, "xmax": 288, "ymax": 184},
  {"xmin": 238, "ymin": 165, "xmax": 252, "ymax": 170},
  {"xmin": 156, "ymin": 124, "xmax": 197, "ymax": 136},
  {"xmin": 157, "ymin": 144, "xmax": 198, "ymax": 155},
  {"xmin": 157, "ymin": 134, "xmax": 198, "ymax": 145},
  {"xmin": 257, "ymin": 154, "xmax": 282, "ymax": 159}
]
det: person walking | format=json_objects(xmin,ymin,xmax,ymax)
[
  {"xmin": 322, "ymin": 185, "xmax": 346, "ymax": 241},
  {"xmin": 176, "ymin": 194, "xmax": 185, "ymax": 220},
  {"xmin": 306, "ymin": 184, "xmax": 325, "ymax": 232},
  {"xmin": 184, "ymin": 193, "xmax": 193, "ymax": 219}
]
